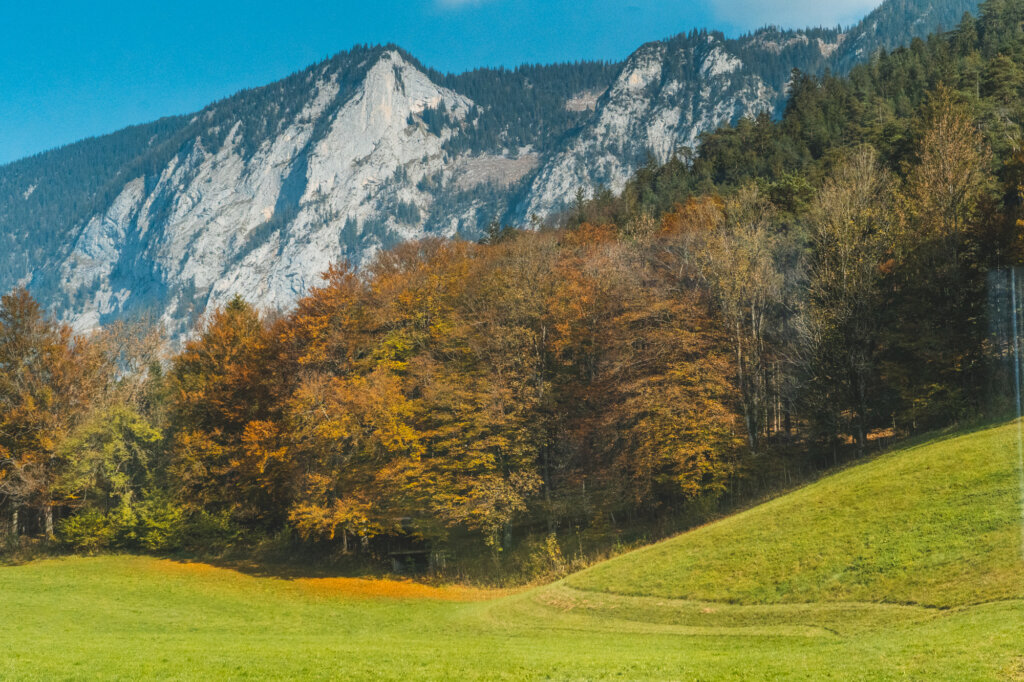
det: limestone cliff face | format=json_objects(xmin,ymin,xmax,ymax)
[
  {"xmin": 47, "ymin": 50, "xmax": 477, "ymax": 337},
  {"xmin": 0, "ymin": 0, "xmax": 980, "ymax": 337},
  {"xmin": 518, "ymin": 35, "xmax": 778, "ymax": 220}
]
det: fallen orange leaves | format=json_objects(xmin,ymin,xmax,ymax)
[
  {"xmin": 293, "ymin": 576, "xmax": 509, "ymax": 602},
  {"xmin": 144, "ymin": 558, "xmax": 509, "ymax": 602}
]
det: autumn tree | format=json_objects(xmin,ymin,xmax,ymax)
[
  {"xmin": 286, "ymin": 240, "xmax": 547, "ymax": 552},
  {"xmin": 286, "ymin": 369, "xmax": 423, "ymax": 548},
  {"xmin": 167, "ymin": 296, "xmax": 294, "ymax": 526},
  {"xmin": 883, "ymin": 93, "xmax": 995, "ymax": 429},
  {"xmin": 0, "ymin": 289, "xmax": 106, "ymax": 537},
  {"xmin": 803, "ymin": 146, "xmax": 895, "ymax": 452},
  {"xmin": 462, "ymin": 234, "xmax": 562, "ymax": 531},
  {"xmin": 699, "ymin": 186, "xmax": 791, "ymax": 450},
  {"xmin": 594, "ymin": 265, "xmax": 742, "ymax": 511}
]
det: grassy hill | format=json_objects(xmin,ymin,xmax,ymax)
[
  {"xmin": 567, "ymin": 423, "xmax": 1024, "ymax": 607},
  {"xmin": 2, "ymin": 423, "xmax": 1023, "ymax": 680}
]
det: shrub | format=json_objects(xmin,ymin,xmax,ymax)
[
  {"xmin": 519, "ymin": 533, "xmax": 567, "ymax": 580},
  {"xmin": 58, "ymin": 509, "xmax": 115, "ymax": 552},
  {"xmin": 183, "ymin": 510, "xmax": 240, "ymax": 552},
  {"xmin": 133, "ymin": 495, "xmax": 186, "ymax": 552}
]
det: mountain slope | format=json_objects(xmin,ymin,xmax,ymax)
[
  {"xmin": 0, "ymin": 0, "xmax": 980, "ymax": 336},
  {"xmin": 519, "ymin": 0, "xmax": 981, "ymax": 218}
]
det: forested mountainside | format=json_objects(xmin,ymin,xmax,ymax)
[
  {"xmin": 0, "ymin": 0, "xmax": 979, "ymax": 338},
  {"xmin": 2, "ymin": 0, "xmax": 1022, "ymax": 573}
]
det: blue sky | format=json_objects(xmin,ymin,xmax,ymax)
[{"xmin": 0, "ymin": 0, "xmax": 881, "ymax": 165}]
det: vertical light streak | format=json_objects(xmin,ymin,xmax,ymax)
[{"xmin": 1011, "ymin": 269, "xmax": 1024, "ymax": 561}]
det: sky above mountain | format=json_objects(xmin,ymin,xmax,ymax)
[{"xmin": 0, "ymin": 0, "xmax": 881, "ymax": 165}]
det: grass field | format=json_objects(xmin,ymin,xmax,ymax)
[{"xmin": 2, "ymin": 423, "xmax": 1024, "ymax": 680}]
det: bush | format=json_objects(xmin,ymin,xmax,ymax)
[
  {"xmin": 133, "ymin": 495, "xmax": 186, "ymax": 552},
  {"xmin": 183, "ymin": 510, "xmax": 240, "ymax": 552},
  {"xmin": 57, "ymin": 493, "xmax": 189, "ymax": 554},
  {"xmin": 519, "ymin": 533, "xmax": 567, "ymax": 580},
  {"xmin": 58, "ymin": 509, "xmax": 115, "ymax": 552}
]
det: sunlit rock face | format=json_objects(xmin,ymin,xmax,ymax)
[
  {"xmin": 0, "ymin": 0, "xmax": 980, "ymax": 337},
  {"xmin": 517, "ymin": 35, "xmax": 776, "ymax": 221}
]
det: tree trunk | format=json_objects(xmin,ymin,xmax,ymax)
[
  {"xmin": 10, "ymin": 507, "xmax": 18, "ymax": 538},
  {"xmin": 856, "ymin": 368, "xmax": 868, "ymax": 456},
  {"xmin": 734, "ymin": 324, "xmax": 757, "ymax": 451},
  {"xmin": 540, "ymin": 423, "xmax": 556, "ymax": 534},
  {"xmin": 44, "ymin": 505, "xmax": 54, "ymax": 538}
]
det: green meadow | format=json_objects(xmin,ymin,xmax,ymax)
[{"xmin": 3, "ymin": 422, "xmax": 1024, "ymax": 680}]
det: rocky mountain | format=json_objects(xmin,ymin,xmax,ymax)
[{"xmin": 0, "ymin": 0, "xmax": 980, "ymax": 337}]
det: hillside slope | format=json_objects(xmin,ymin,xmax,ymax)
[
  {"xmin": 565, "ymin": 422, "xmax": 1024, "ymax": 607},
  {"xmin": 483, "ymin": 421, "xmax": 1024, "ymax": 677}
]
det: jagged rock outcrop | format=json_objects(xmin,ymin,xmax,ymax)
[{"xmin": 518, "ymin": 35, "xmax": 778, "ymax": 219}]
